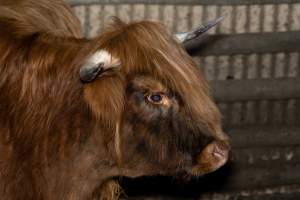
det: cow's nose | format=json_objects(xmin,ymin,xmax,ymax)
[{"xmin": 190, "ymin": 140, "xmax": 230, "ymax": 176}]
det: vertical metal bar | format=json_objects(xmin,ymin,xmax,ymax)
[
  {"xmin": 173, "ymin": 5, "xmax": 179, "ymax": 32},
  {"xmin": 158, "ymin": 4, "xmax": 164, "ymax": 22},
  {"xmin": 266, "ymin": 4, "xmax": 276, "ymax": 123},
  {"xmin": 129, "ymin": 4, "xmax": 134, "ymax": 22},
  {"xmin": 227, "ymin": 3, "xmax": 236, "ymax": 126},
  {"xmin": 187, "ymin": 5, "xmax": 193, "ymax": 30},
  {"xmin": 84, "ymin": 6, "xmax": 90, "ymax": 37},
  {"xmin": 115, "ymin": 4, "xmax": 120, "ymax": 20},
  {"xmin": 215, "ymin": 5, "xmax": 221, "ymax": 34},
  {"xmin": 296, "ymin": 51, "xmax": 300, "ymax": 123},
  {"xmin": 283, "ymin": 4, "xmax": 294, "ymax": 124}
]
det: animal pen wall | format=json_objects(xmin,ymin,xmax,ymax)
[{"xmin": 69, "ymin": 0, "xmax": 300, "ymax": 199}]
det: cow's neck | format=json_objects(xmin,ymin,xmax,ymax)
[{"xmin": 44, "ymin": 126, "xmax": 119, "ymax": 199}]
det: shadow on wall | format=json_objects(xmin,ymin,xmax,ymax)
[{"xmin": 121, "ymin": 162, "xmax": 233, "ymax": 199}]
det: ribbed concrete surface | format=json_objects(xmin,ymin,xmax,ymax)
[{"xmin": 71, "ymin": 3, "xmax": 300, "ymax": 35}]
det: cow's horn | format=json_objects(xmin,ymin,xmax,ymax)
[
  {"xmin": 175, "ymin": 16, "xmax": 225, "ymax": 43},
  {"xmin": 80, "ymin": 50, "xmax": 120, "ymax": 83}
]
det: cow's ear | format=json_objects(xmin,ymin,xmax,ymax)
[
  {"xmin": 80, "ymin": 50, "xmax": 120, "ymax": 83},
  {"xmin": 194, "ymin": 140, "xmax": 229, "ymax": 175}
]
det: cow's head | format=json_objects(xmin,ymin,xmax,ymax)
[{"xmin": 80, "ymin": 18, "xmax": 229, "ymax": 182}]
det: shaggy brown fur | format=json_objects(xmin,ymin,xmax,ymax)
[
  {"xmin": 0, "ymin": 0, "xmax": 229, "ymax": 199},
  {"xmin": 0, "ymin": 0, "xmax": 82, "ymax": 37}
]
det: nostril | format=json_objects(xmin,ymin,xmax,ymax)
[
  {"xmin": 212, "ymin": 141, "xmax": 230, "ymax": 158},
  {"xmin": 212, "ymin": 140, "xmax": 230, "ymax": 160},
  {"xmin": 191, "ymin": 140, "xmax": 230, "ymax": 176},
  {"xmin": 213, "ymin": 145, "xmax": 225, "ymax": 159}
]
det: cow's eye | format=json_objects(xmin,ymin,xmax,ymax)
[{"xmin": 147, "ymin": 93, "xmax": 164, "ymax": 104}]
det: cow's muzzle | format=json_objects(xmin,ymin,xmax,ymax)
[{"xmin": 190, "ymin": 140, "xmax": 230, "ymax": 176}]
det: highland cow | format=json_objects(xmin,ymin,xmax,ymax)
[{"xmin": 0, "ymin": 0, "xmax": 229, "ymax": 199}]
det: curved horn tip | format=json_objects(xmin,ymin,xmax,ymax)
[{"xmin": 175, "ymin": 15, "xmax": 226, "ymax": 43}]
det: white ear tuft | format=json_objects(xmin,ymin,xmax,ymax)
[{"xmin": 80, "ymin": 50, "xmax": 120, "ymax": 83}]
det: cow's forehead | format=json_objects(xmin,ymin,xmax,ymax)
[
  {"xmin": 129, "ymin": 76, "xmax": 168, "ymax": 93},
  {"xmin": 96, "ymin": 19, "xmax": 219, "ymax": 124}
]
